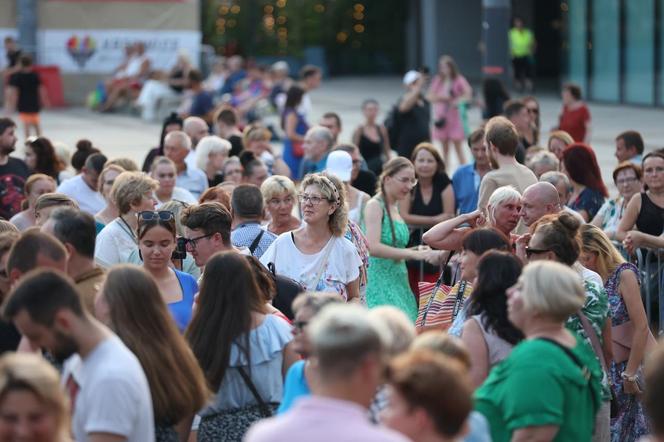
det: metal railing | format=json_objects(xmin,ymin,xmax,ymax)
[{"xmin": 633, "ymin": 248, "xmax": 663, "ymax": 336}]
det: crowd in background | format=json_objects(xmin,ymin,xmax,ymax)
[{"xmin": 0, "ymin": 36, "xmax": 664, "ymax": 442}]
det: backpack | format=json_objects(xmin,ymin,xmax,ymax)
[{"xmin": 268, "ymin": 263, "xmax": 304, "ymax": 320}]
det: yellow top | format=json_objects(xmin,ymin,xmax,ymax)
[{"xmin": 509, "ymin": 28, "xmax": 534, "ymax": 57}]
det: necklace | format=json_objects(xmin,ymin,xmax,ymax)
[{"xmin": 118, "ymin": 216, "xmax": 137, "ymax": 244}]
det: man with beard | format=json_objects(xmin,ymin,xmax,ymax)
[
  {"xmin": 477, "ymin": 116, "xmax": 536, "ymax": 215},
  {"xmin": 0, "ymin": 118, "xmax": 29, "ymax": 220},
  {"xmin": 3, "ymin": 268, "xmax": 155, "ymax": 442}
]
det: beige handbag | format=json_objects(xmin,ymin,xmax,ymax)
[{"xmin": 611, "ymin": 321, "xmax": 658, "ymax": 364}]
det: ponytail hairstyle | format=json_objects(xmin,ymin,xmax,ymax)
[{"xmin": 377, "ymin": 157, "xmax": 414, "ymax": 246}]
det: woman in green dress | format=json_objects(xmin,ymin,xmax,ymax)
[{"xmin": 363, "ymin": 157, "xmax": 441, "ymax": 321}]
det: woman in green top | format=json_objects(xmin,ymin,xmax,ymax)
[
  {"xmin": 475, "ymin": 261, "xmax": 602, "ymax": 442},
  {"xmin": 363, "ymin": 157, "xmax": 441, "ymax": 321}
]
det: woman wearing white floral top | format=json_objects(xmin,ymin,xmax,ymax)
[
  {"xmin": 591, "ymin": 162, "xmax": 642, "ymax": 240},
  {"xmin": 260, "ymin": 173, "xmax": 362, "ymax": 301}
]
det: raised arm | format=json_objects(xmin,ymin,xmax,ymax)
[
  {"xmin": 422, "ymin": 210, "xmax": 481, "ymax": 251},
  {"xmin": 615, "ymin": 193, "xmax": 641, "ymax": 242}
]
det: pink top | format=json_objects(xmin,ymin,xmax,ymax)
[{"xmin": 245, "ymin": 396, "xmax": 410, "ymax": 442}]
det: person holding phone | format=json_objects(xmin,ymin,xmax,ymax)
[{"xmin": 137, "ymin": 210, "xmax": 198, "ymax": 332}]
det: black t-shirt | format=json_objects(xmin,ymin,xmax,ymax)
[
  {"xmin": 9, "ymin": 71, "xmax": 41, "ymax": 113},
  {"xmin": 396, "ymin": 96, "xmax": 431, "ymax": 158},
  {"xmin": 352, "ymin": 169, "xmax": 378, "ymax": 196},
  {"xmin": 6, "ymin": 49, "xmax": 21, "ymax": 68},
  {"xmin": 228, "ymin": 134, "xmax": 244, "ymax": 157},
  {"xmin": 0, "ymin": 320, "xmax": 21, "ymax": 355},
  {"xmin": 0, "ymin": 157, "xmax": 30, "ymax": 220}
]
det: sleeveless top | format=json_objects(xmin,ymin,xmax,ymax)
[
  {"xmin": 358, "ymin": 129, "xmax": 384, "ymax": 162},
  {"xmin": 471, "ymin": 313, "xmax": 514, "ymax": 367},
  {"xmin": 635, "ymin": 192, "xmax": 664, "ymax": 236}
]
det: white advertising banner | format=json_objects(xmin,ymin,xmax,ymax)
[{"xmin": 37, "ymin": 29, "xmax": 201, "ymax": 74}]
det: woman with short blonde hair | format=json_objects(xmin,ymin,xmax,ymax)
[
  {"xmin": 9, "ymin": 173, "xmax": 56, "ymax": 231},
  {"xmin": 95, "ymin": 164, "xmax": 125, "ymax": 230},
  {"xmin": 0, "ymin": 352, "xmax": 71, "ymax": 442},
  {"xmin": 195, "ymin": 136, "xmax": 230, "ymax": 186},
  {"xmin": 95, "ymin": 172, "xmax": 158, "ymax": 268},
  {"xmin": 260, "ymin": 173, "xmax": 362, "ymax": 301},
  {"xmin": 261, "ymin": 175, "xmax": 301, "ymax": 235}
]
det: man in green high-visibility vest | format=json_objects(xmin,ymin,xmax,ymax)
[{"xmin": 509, "ymin": 16, "xmax": 536, "ymax": 92}]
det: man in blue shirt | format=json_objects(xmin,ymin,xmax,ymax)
[
  {"xmin": 300, "ymin": 126, "xmax": 333, "ymax": 178},
  {"xmin": 452, "ymin": 128, "xmax": 491, "ymax": 214},
  {"xmin": 230, "ymin": 184, "xmax": 276, "ymax": 258},
  {"xmin": 187, "ymin": 70, "xmax": 215, "ymax": 123}
]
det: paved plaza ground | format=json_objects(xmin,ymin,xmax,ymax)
[{"xmin": 30, "ymin": 76, "xmax": 664, "ymax": 192}]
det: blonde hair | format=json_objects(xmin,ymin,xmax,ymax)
[
  {"xmin": 195, "ymin": 136, "xmax": 231, "ymax": 171},
  {"xmin": 34, "ymin": 193, "xmax": 78, "ymax": 216},
  {"xmin": 97, "ymin": 164, "xmax": 125, "ymax": 196},
  {"xmin": 110, "ymin": 172, "xmax": 158, "ymax": 215},
  {"xmin": 378, "ymin": 157, "xmax": 414, "ymax": 245},
  {"xmin": 520, "ymin": 261, "xmax": 585, "ymax": 321},
  {"xmin": 0, "ymin": 353, "xmax": 70, "ymax": 441},
  {"xmin": 580, "ymin": 224, "xmax": 625, "ymax": 281},
  {"xmin": 487, "ymin": 185, "xmax": 521, "ymax": 225},
  {"xmin": 367, "ymin": 306, "xmax": 415, "ymax": 358},
  {"xmin": 412, "ymin": 331, "xmax": 471, "ymax": 370},
  {"xmin": 547, "ymin": 130, "xmax": 574, "ymax": 150},
  {"xmin": 261, "ymin": 175, "xmax": 297, "ymax": 201},
  {"xmin": 160, "ymin": 199, "xmax": 188, "ymax": 236},
  {"xmin": 24, "ymin": 173, "xmax": 56, "ymax": 196},
  {"xmin": 150, "ymin": 156, "xmax": 176, "ymax": 174},
  {"xmin": 300, "ymin": 173, "xmax": 347, "ymax": 237},
  {"xmin": 106, "ymin": 157, "xmax": 138, "ymax": 172},
  {"xmin": 242, "ymin": 123, "xmax": 271, "ymax": 147}
]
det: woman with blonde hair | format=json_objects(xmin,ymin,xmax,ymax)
[
  {"xmin": 475, "ymin": 261, "xmax": 603, "ymax": 442},
  {"xmin": 95, "ymin": 265, "xmax": 208, "ymax": 441},
  {"xmin": 364, "ymin": 157, "xmax": 440, "ymax": 320},
  {"xmin": 427, "ymin": 55, "xmax": 472, "ymax": 166},
  {"xmin": 150, "ymin": 156, "xmax": 196, "ymax": 208},
  {"xmin": 547, "ymin": 130, "xmax": 574, "ymax": 160},
  {"xmin": 580, "ymin": 224, "xmax": 652, "ymax": 441},
  {"xmin": 9, "ymin": 173, "xmax": 56, "ymax": 231},
  {"xmin": 0, "ymin": 352, "xmax": 71, "ymax": 442},
  {"xmin": 94, "ymin": 171, "xmax": 158, "ymax": 268},
  {"xmin": 261, "ymin": 173, "xmax": 362, "ymax": 301},
  {"xmin": 243, "ymin": 123, "xmax": 291, "ymax": 177},
  {"xmin": 94, "ymin": 164, "xmax": 125, "ymax": 232},
  {"xmin": 261, "ymin": 175, "xmax": 301, "ymax": 235}
]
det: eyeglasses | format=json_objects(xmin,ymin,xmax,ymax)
[
  {"xmin": 395, "ymin": 177, "xmax": 418, "ymax": 186},
  {"xmin": 138, "ymin": 211, "xmax": 174, "ymax": 222},
  {"xmin": 525, "ymin": 245, "xmax": 550, "ymax": 258},
  {"xmin": 182, "ymin": 232, "xmax": 215, "ymax": 250},
  {"xmin": 644, "ymin": 167, "xmax": 664, "ymax": 175},
  {"xmin": 616, "ymin": 177, "xmax": 638, "ymax": 186},
  {"xmin": 293, "ymin": 320, "xmax": 308, "ymax": 331},
  {"xmin": 298, "ymin": 193, "xmax": 328, "ymax": 206}
]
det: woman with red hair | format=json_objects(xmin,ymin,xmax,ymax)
[{"xmin": 562, "ymin": 143, "xmax": 607, "ymax": 221}]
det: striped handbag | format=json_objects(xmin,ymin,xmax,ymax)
[{"xmin": 416, "ymin": 277, "xmax": 471, "ymax": 333}]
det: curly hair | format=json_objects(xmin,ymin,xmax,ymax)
[
  {"xmin": 300, "ymin": 173, "xmax": 347, "ymax": 237},
  {"xmin": 466, "ymin": 251, "xmax": 524, "ymax": 345}
]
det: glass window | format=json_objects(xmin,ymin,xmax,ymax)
[
  {"xmin": 660, "ymin": 0, "xmax": 664, "ymax": 105},
  {"xmin": 567, "ymin": 0, "xmax": 588, "ymax": 93},
  {"xmin": 590, "ymin": 0, "xmax": 619, "ymax": 101},
  {"xmin": 625, "ymin": 0, "xmax": 655, "ymax": 105}
]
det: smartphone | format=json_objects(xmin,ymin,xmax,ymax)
[{"xmin": 172, "ymin": 237, "xmax": 187, "ymax": 260}]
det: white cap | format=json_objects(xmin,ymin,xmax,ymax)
[
  {"xmin": 272, "ymin": 60, "xmax": 289, "ymax": 73},
  {"xmin": 325, "ymin": 150, "xmax": 353, "ymax": 182},
  {"xmin": 403, "ymin": 70, "xmax": 421, "ymax": 85}
]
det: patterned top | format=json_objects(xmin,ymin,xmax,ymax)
[
  {"xmin": 569, "ymin": 187, "xmax": 606, "ymax": 220},
  {"xmin": 594, "ymin": 196, "xmax": 626, "ymax": 235},
  {"xmin": 344, "ymin": 221, "xmax": 370, "ymax": 303},
  {"xmin": 605, "ymin": 262, "xmax": 640, "ymax": 327},
  {"xmin": 232, "ymin": 222, "xmax": 277, "ymax": 259}
]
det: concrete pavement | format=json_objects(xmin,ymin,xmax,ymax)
[{"xmin": 27, "ymin": 76, "xmax": 664, "ymax": 192}]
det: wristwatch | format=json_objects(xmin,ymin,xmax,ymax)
[{"xmin": 621, "ymin": 372, "xmax": 637, "ymax": 383}]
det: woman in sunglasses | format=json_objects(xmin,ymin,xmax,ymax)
[
  {"xmin": 260, "ymin": 173, "xmax": 362, "ymax": 302},
  {"xmin": 524, "ymin": 211, "xmax": 612, "ymax": 440},
  {"xmin": 94, "ymin": 171, "xmax": 158, "ymax": 268},
  {"xmin": 137, "ymin": 210, "xmax": 198, "ymax": 332}
]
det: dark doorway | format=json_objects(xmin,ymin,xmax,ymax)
[{"xmin": 533, "ymin": 1, "xmax": 563, "ymax": 80}]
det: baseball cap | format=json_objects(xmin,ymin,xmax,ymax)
[
  {"xmin": 325, "ymin": 150, "xmax": 353, "ymax": 182},
  {"xmin": 403, "ymin": 70, "xmax": 421, "ymax": 85}
]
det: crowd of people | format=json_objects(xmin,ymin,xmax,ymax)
[{"xmin": 0, "ymin": 44, "xmax": 663, "ymax": 442}]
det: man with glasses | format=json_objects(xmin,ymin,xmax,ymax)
[
  {"xmin": 180, "ymin": 202, "xmax": 238, "ymax": 269},
  {"xmin": 57, "ymin": 152, "xmax": 107, "ymax": 215}
]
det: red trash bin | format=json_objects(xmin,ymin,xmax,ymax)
[{"xmin": 33, "ymin": 65, "xmax": 65, "ymax": 108}]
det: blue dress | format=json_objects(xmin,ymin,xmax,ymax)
[
  {"xmin": 168, "ymin": 269, "xmax": 198, "ymax": 332},
  {"xmin": 569, "ymin": 187, "xmax": 605, "ymax": 220},
  {"xmin": 277, "ymin": 360, "xmax": 310, "ymax": 414},
  {"xmin": 282, "ymin": 108, "xmax": 308, "ymax": 180}
]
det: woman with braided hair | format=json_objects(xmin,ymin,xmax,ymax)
[{"xmin": 363, "ymin": 157, "xmax": 441, "ymax": 321}]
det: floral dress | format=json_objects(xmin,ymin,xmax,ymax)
[
  {"xmin": 569, "ymin": 187, "xmax": 606, "ymax": 220},
  {"xmin": 605, "ymin": 263, "xmax": 649, "ymax": 442},
  {"xmin": 364, "ymin": 200, "xmax": 417, "ymax": 321}
]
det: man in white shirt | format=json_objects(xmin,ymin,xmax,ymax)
[
  {"xmin": 163, "ymin": 130, "xmax": 208, "ymax": 198},
  {"xmin": 4, "ymin": 269, "xmax": 154, "ymax": 442},
  {"xmin": 57, "ymin": 153, "xmax": 107, "ymax": 215}
]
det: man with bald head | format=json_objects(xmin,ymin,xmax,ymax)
[
  {"xmin": 183, "ymin": 116, "xmax": 209, "ymax": 170},
  {"xmin": 163, "ymin": 130, "xmax": 208, "ymax": 198},
  {"xmin": 301, "ymin": 126, "xmax": 334, "ymax": 176},
  {"xmin": 520, "ymin": 181, "xmax": 584, "ymax": 228}
]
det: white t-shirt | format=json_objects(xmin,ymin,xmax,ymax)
[
  {"xmin": 95, "ymin": 218, "xmax": 137, "ymax": 268},
  {"xmin": 70, "ymin": 336, "xmax": 154, "ymax": 442},
  {"xmin": 260, "ymin": 232, "xmax": 361, "ymax": 301},
  {"xmin": 57, "ymin": 175, "xmax": 105, "ymax": 215}
]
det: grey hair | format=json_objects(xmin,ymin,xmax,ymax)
[
  {"xmin": 520, "ymin": 261, "xmax": 585, "ymax": 321},
  {"xmin": 540, "ymin": 171, "xmax": 570, "ymax": 189},
  {"xmin": 367, "ymin": 306, "xmax": 415, "ymax": 358},
  {"xmin": 164, "ymin": 131, "xmax": 192, "ymax": 151},
  {"xmin": 487, "ymin": 185, "xmax": 521, "ymax": 225},
  {"xmin": 528, "ymin": 151, "xmax": 560, "ymax": 174},
  {"xmin": 195, "ymin": 136, "xmax": 231, "ymax": 171},
  {"xmin": 309, "ymin": 304, "xmax": 384, "ymax": 381},
  {"xmin": 306, "ymin": 126, "xmax": 334, "ymax": 148}
]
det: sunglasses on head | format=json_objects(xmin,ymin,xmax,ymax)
[
  {"xmin": 138, "ymin": 211, "xmax": 175, "ymax": 222},
  {"xmin": 525, "ymin": 245, "xmax": 550, "ymax": 258}
]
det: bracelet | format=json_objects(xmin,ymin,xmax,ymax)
[{"xmin": 621, "ymin": 372, "xmax": 637, "ymax": 383}]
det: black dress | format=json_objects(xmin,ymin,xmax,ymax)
[
  {"xmin": 407, "ymin": 173, "xmax": 451, "ymax": 274},
  {"xmin": 358, "ymin": 128, "xmax": 386, "ymax": 175},
  {"xmin": 396, "ymin": 96, "xmax": 431, "ymax": 159}
]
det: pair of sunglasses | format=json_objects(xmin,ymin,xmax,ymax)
[{"xmin": 138, "ymin": 211, "xmax": 174, "ymax": 222}]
